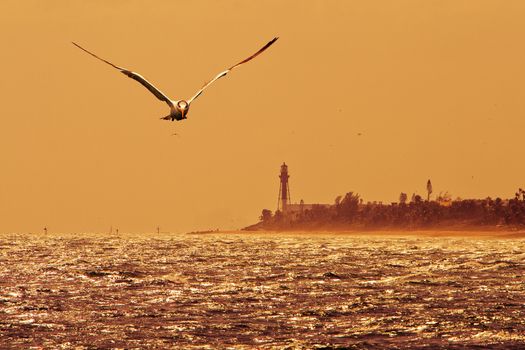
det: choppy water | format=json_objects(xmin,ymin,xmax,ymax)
[{"xmin": 1, "ymin": 232, "xmax": 525, "ymax": 349}]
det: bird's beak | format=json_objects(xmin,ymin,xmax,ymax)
[{"xmin": 181, "ymin": 108, "xmax": 186, "ymax": 119}]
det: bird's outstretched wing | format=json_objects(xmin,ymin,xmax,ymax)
[
  {"xmin": 72, "ymin": 42, "xmax": 174, "ymax": 107},
  {"xmin": 188, "ymin": 37, "xmax": 278, "ymax": 104}
]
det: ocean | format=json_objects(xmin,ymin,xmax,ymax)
[{"xmin": 1, "ymin": 231, "xmax": 524, "ymax": 349}]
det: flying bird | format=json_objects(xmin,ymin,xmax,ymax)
[{"xmin": 72, "ymin": 38, "xmax": 278, "ymax": 121}]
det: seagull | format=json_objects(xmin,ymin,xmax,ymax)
[{"xmin": 72, "ymin": 38, "xmax": 278, "ymax": 121}]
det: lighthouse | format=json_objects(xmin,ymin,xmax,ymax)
[{"xmin": 277, "ymin": 162, "xmax": 291, "ymax": 213}]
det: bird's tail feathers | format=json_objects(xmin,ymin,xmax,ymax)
[{"xmin": 161, "ymin": 115, "xmax": 172, "ymax": 121}]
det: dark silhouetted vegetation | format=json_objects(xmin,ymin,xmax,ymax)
[{"xmin": 247, "ymin": 188, "xmax": 525, "ymax": 231}]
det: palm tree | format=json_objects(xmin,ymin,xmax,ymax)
[{"xmin": 399, "ymin": 192, "xmax": 408, "ymax": 205}]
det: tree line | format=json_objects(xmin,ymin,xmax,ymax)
[{"xmin": 252, "ymin": 187, "xmax": 525, "ymax": 231}]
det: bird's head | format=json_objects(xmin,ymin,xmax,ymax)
[{"xmin": 177, "ymin": 100, "xmax": 189, "ymax": 119}]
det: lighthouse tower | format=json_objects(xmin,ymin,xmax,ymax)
[{"xmin": 277, "ymin": 162, "xmax": 291, "ymax": 213}]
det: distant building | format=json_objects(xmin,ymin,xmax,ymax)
[{"xmin": 276, "ymin": 163, "xmax": 331, "ymax": 217}]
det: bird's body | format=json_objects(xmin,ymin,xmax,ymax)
[
  {"xmin": 164, "ymin": 100, "xmax": 190, "ymax": 121},
  {"xmin": 72, "ymin": 38, "xmax": 278, "ymax": 122},
  {"xmin": 169, "ymin": 105, "xmax": 186, "ymax": 121}
]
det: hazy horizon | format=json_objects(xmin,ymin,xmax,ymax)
[{"xmin": 1, "ymin": 1, "xmax": 525, "ymax": 233}]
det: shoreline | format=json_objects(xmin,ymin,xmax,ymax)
[
  {"xmin": 226, "ymin": 227, "xmax": 525, "ymax": 239},
  {"xmin": 2, "ymin": 228, "xmax": 525, "ymax": 239}
]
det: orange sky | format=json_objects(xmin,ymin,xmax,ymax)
[{"xmin": 1, "ymin": 1, "xmax": 525, "ymax": 233}]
